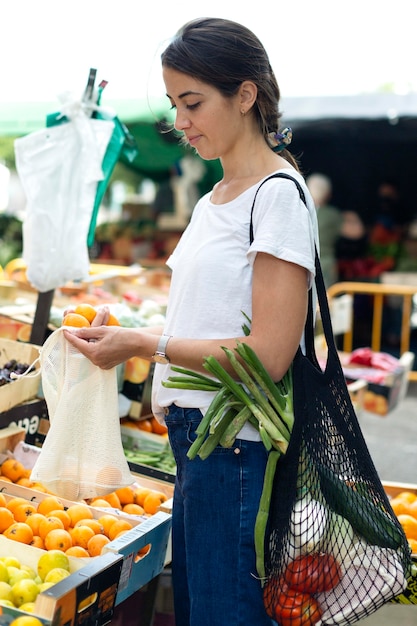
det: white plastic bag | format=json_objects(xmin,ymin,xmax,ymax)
[
  {"xmin": 14, "ymin": 102, "xmax": 114, "ymax": 293},
  {"xmin": 31, "ymin": 328, "xmax": 133, "ymax": 500}
]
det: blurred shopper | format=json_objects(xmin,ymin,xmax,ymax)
[{"xmin": 307, "ymin": 173, "xmax": 342, "ymax": 288}]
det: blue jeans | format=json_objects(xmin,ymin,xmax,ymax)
[{"xmin": 164, "ymin": 404, "xmax": 273, "ymax": 626}]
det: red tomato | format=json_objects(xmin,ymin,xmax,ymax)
[
  {"xmin": 274, "ymin": 588, "xmax": 322, "ymax": 626},
  {"xmin": 263, "ymin": 576, "xmax": 289, "ymax": 618},
  {"xmin": 284, "ymin": 553, "xmax": 342, "ymax": 594}
]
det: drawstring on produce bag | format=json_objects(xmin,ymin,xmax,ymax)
[{"xmin": 30, "ymin": 328, "xmax": 133, "ymax": 500}]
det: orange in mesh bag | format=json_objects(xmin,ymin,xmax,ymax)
[{"xmin": 31, "ymin": 328, "xmax": 134, "ymax": 500}]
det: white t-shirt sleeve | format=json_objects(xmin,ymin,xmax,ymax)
[{"xmin": 247, "ymin": 174, "xmax": 318, "ymax": 286}]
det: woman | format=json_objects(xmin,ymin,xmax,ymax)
[{"xmin": 64, "ymin": 17, "xmax": 319, "ymax": 626}]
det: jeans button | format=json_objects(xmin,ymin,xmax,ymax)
[{"xmin": 164, "ymin": 407, "xmax": 170, "ymax": 416}]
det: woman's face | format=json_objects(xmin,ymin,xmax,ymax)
[{"xmin": 163, "ymin": 66, "xmax": 241, "ymax": 161}]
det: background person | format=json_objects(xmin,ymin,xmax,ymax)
[
  {"xmin": 64, "ymin": 17, "xmax": 319, "ymax": 626},
  {"xmin": 306, "ymin": 172, "xmax": 342, "ymax": 288}
]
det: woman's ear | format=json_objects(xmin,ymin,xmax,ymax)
[{"xmin": 239, "ymin": 81, "xmax": 258, "ymax": 114}]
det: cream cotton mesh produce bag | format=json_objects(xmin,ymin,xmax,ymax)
[{"xmin": 31, "ymin": 328, "xmax": 134, "ymax": 500}]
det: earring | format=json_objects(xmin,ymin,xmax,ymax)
[{"xmin": 240, "ymin": 109, "xmax": 246, "ymax": 116}]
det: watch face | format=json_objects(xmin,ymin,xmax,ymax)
[{"xmin": 153, "ymin": 353, "xmax": 170, "ymax": 364}]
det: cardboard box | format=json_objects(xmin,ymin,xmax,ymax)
[
  {"xmin": 0, "ymin": 424, "xmax": 26, "ymax": 454},
  {"xmin": 0, "ymin": 338, "xmax": 41, "ymax": 413},
  {"xmin": 0, "ymin": 397, "xmax": 49, "ymax": 446},
  {"xmin": 342, "ymin": 351, "xmax": 415, "ymax": 416}
]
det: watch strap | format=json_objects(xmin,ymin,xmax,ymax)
[{"xmin": 154, "ymin": 334, "xmax": 172, "ymax": 360}]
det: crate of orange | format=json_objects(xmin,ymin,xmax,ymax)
[
  {"xmin": 0, "ymin": 337, "xmax": 41, "ymax": 414},
  {"xmin": 0, "ymin": 456, "xmax": 173, "ymax": 609}
]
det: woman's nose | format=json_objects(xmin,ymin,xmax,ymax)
[{"xmin": 174, "ymin": 110, "xmax": 191, "ymax": 131}]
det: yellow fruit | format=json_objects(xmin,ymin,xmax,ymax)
[
  {"xmin": 37, "ymin": 550, "xmax": 70, "ymax": 582},
  {"xmin": 9, "ymin": 617, "xmax": 44, "ymax": 626}
]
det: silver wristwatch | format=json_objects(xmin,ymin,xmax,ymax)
[{"xmin": 152, "ymin": 334, "xmax": 172, "ymax": 364}]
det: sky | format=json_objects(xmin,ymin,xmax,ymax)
[{"xmin": 1, "ymin": 0, "xmax": 415, "ymax": 106}]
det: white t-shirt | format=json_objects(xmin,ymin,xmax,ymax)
[{"xmin": 151, "ymin": 168, "xmax": 319, "ymax": 439}]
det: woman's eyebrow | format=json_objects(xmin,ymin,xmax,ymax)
[{"xmin": 166, "ymin": 90, "xmax": 203, "ymax": 100}]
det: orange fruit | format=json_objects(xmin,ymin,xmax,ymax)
[
  {"xmin": 108, "ymin": 519, "xmax": 133, "ymax": 541},
  {"xmin": 3, "ymin": 521, "xmax": 33, "ymax": 544},
  {"xmin": 390, "ymin": 497, "xmax": 410, "ymax": 517},
  {"xmin": 74, "ymin": 303, "xmax": 97, "ymax": 324},
  {"xmin": 397, "ymin": 514, "xmax": 417, "ymax": 541},
  {"xmin": 87, "ymin": 533, "xmax": 110, "ymax": 557},
  {"xmin": 122, "ymin": 503, "xmax": 145, "ymax": 516},
  {"xmin": 137, "ymin": 419, "xmax": 153, "ymax": 433},
  {"xmin": 395, "ymin": 491, "xmax": 417, "ymax": 504},
  {"xmin": 44, "ymin": 528, "xmax": 73, "ymax": 552},
  {"xmin": 97, "ymin": 514, "xmax": 118, "ymax": 538},
  {"xmin": 30, "ymin": 535, "xmax": 45, "ymax": 549},
  {"xmin": 62, "ymin": 313, "xmax": 91, "ymax": 328},
  {"xmin": 407, "ymin": 500, "xmax": 417, "ymax": 519},
  {"xmin": 143, "ymin": 491, "xmax": 168, "ymax": 515},
  {"xmin": 65, "ymin": 546, "xmax": 90, "ymax": 558},
  {"xmin": 6, "ymin": 497, "xmax": 30, "ymax": 514},
  {"xmin": 133, "ymin": 487, "xmax": 151, "ymax": 507},
  {"xmin": 16, "ymin": 477, "xmax": 35, "ymax": 488},
  {"xmin": 89, "ymin": 498, "xmax": 112, "ymax": 508},
  {"xmin": 101, "ymin": 492, "xmax": 122, "ymax": 510},
  {"xmin": 49, "ymin": 509, "xmax": 72, "ymax": 530},
  {"xmin": 1, "ymin": 459, "xmax": 26, "ymax": 482},
  {"xmin": 408, "ymin": 537, "xmax": 417, "ymax": 554},
  {"xmin": 150, "ymin": 416, "xmax": 168, "ymax": 435},
  {"xmin": 26, "ymin": 513, "xmax": 46, "ymax": 536},
  {"xmin": 66, "ymin": 503, "xmax": 93, "ymax": 527},
  {"xmin": 74, "ymin": 519, "xmax": 104, "ymax": 534},
  {"xmin": 38, "ymin": 516, "xmax": 65, "ymax": 540},
  {"xmin": 114, "ymin": 486, "xmax": 135, "ymax": 506},
  {"xmin": 69, "ymin": 525, "xmax": 95, "ymax": 549},
  {"xmin": 37, "ymin": 496, "xmax": 65, "ymax": 517},
  {"xmin": 138, "ymin": 544, "xmax": 151, "ymax": 557},
  {"xmin": 13, "ymin": 502, "xmax": 38, "ymax": 522},
  {"xmin": 106, "ymin": 313, "xmax": 120, "ymax": 326},
  {"xmin": 0, "ymin": 493, "xmax": 7, "ymax": 508},
  {"xmin": 0, "ymin": 506, "xmax": 15, "ymax": 532}
]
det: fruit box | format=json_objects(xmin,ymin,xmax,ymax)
[
  {"xmin": 0, "ymin": 338, "xmax": 41, "ymax": 413},
  {"xmin": 0, "ymin": 534, "xmax": 123, "ymax": 626},
  {"xmin": 0, "ymin": 478, "xmax": 173, "ymax": 608},
  {"xmin": 0, "ymin": 424, "xmax": 26, "ymax": 455},
  {"xmin": 341, "ymin": 351, "xmax": 415, "ymax": 416},
  {"xmin": 0, "ymin": 397, "xmax": 49, "ymax": 447},
  {"xmin": 120, "ymin": 423, "xmax": 169, "ymax": 453},
  {"xmin": 382, "ymin": 480, "xmax": 417, "ymax": 500}
]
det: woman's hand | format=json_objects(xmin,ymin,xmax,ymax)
[{"xmin": 62, "ymin": 325, "xmax": 142, "ymax": 369}]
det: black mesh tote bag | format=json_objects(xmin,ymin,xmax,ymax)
[{"xmin": 252, "ymin": 174, "xmax": 413, "ymax": 625}]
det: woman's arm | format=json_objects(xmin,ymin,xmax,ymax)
[{"xmin": 63, "ymin": 253, "xmax": 309, "ymax": 380}]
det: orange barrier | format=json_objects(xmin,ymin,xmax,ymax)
[{"xmin": 326, "ymin": 281, "xmax": 417, "ymax": 381}]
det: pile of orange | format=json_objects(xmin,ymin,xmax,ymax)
[
  {"xmin": 389, "ymin": 490, "xmax": 417, "ymax": 553},
  {"xmin": 0, "ymin": 458, "xmax": 168, "ymax": 517},
  {"xmin": 88, "ymin": 484, "xmax": 168, "ymax": 516},
  {"xmin": 62, "ymin": 303, "xmax": 120, "ymax": 328},
  {"xmin": 121, "ymin": 416, "xmax": 168, "ymax": 436},
  {"xmin": 0, "ymin": 493, "xmax": 136, "ymax": 557}
]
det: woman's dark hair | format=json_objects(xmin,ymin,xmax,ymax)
[{"xmin": 161, "ymin": 17, "xmax": 299, "ymax": 169}]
